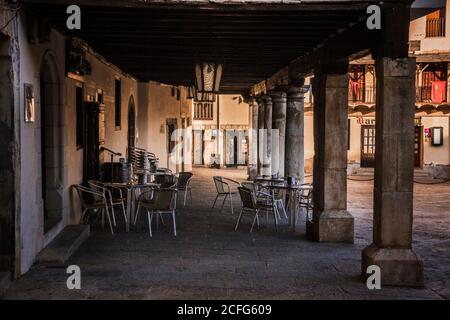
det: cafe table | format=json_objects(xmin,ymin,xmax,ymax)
[
  {"xmin": 105, "ymin": 181, "xmax": 159, "ymax": 232},
  {"xmin": 262, "ymin": 182, "xmax": 313, "ymax": 232}
]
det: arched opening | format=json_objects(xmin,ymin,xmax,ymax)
[
  {"xmin": 127, "ymin": 95, "xmax": 136, "ymax": 150},
  {"xmin": 40, "ymin": 52, "xmax": 64, "ymax": 234}
]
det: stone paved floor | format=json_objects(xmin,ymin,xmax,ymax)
[{"xmin": 2, "ymin": 168, "xmax": 450, "ymax": 300}]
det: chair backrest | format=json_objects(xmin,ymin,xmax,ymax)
[
  {"xmin": 238, "ymin": 186, "xmax": 256, "ymax": 209},
  {"xmin": 213, "ymin": 176, "xmax": 227, "ymax": 194},
  {"xmin": 177, "ymin": 172, "xmax": 193, "ymax": 188},
  {"xmin": 155, "ymin": 173, "xmax": 177, "ymax": 188},
  {"xmin": 152, "ymin": 188, "xmax": 177, "ymax": 211},
  {"xmin": 241, "ymin": 182, "xmax": 256, "ymax": 191},
  {"xmin": 73, "ymin": 184, "xmax": 98, "ymax": 207},
  {"xmin": 87, "ymin": 180, "xmax": 105, "ymax": 202}
]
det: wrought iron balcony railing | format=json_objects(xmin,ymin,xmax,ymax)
[{"xmin": 348, "ymin": 85, "xmax": 375, "ymax": 104}]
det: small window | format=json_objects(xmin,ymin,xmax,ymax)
[
  {"xmin": 194, "ymin": 102, "xmax": 213, "ymax": 120},
  {"xmin": 115, "ymin": 78, "xmax": 121, "ymax": 130},
  {"xmin": 76, "ymin": 85, "xmax": 84, "ymax": 149}
]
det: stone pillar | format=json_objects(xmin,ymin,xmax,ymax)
[
  {"xmin": 270, "ymin": 91, "xmax": 286, "ymax": 177},
  {"xmin": 262, "ymin": 95, "xmax": 272, "ymax": 178},
  {"xmin": 362, "ymin": 57, "xmax": 424, "ymax": 286},
  {"xmin": 257, "ymin": 97, "xmax": 265, "ymax": 177},
  {"xmin": 285, "ymin": 84, "xmax": 309, "ymax": 182},
  {"xmin": 248, "ymin": 99, "xmax": 259, "ymax": 179},
  {"xmin": 307, "ymin": 64, "xmax": 354, "ymax": 243}
]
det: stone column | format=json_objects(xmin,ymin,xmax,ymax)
[
  {"xmin": 307, "ymin": 64, "xmax": 354, "ymax": 243},
  {"xmin": 262, "ymin": 95, "xmax": 272, "ymax": 178},
  {"xmin": 285, "ymin": 84, "xmax": 309, "ymax": 182},
  {"xmin": 362, "ymin": 57, "xmax": 424, "ymax": 286},
  {"xmin": 270, "ymin": 91, "xmax": 287, "ymax": 177},
  {"xmin": 257, "ymin": 97, "xmax": 265, "ymax": 177},
  {"xmin": 248, "ymin": 99, "xmax": 259, "ymax": 179}
]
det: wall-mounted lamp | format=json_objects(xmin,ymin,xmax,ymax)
[{"xmin": 431, "ymin": 127, "xmax": 444, "ymax": 146}]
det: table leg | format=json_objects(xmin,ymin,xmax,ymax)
[
  {"xmin": 131, "ymin": 189, "xmax": 136, "ymax": 226},
  {"xmin": 290, "ymin": 190, "xmax": 297, "ymax": 233},
  {"xmin": 126, "ymin": 189, "xmax": 132, "ymax": 232}
]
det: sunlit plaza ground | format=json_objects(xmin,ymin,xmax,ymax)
[{"xmin": 2, "ymin": 168, "xmax": 450, "ymax": 300}]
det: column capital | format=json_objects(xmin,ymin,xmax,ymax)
[
  {"xmin": 285, "ymin": 84, "xmax": 310, "ymax": 100},
  {"xmin": 269, "ymin": 90, "xmax": 286, "ymax": 103},
  {"xmin": 261, "ymin": 94, "xmax": 273, "ymax": 105}
]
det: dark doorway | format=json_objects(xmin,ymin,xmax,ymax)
[
  {"xmin": 166, "ymin": 118, "xmax": 177, "ymax": 170},
  {"xmin": 414, "ymin": 126, "xmax": 423, "ymax": 167},
  {"xmin": 127, "ymin": 96, "xmax": 136, "ymax": 151},
  {"xmin": 361, "ymin": 125, "xmax": 376, "ymax": 168},
  {"xmin": 0, "ymin": 37, "xmax": 16, "ymax": 275},
  {"xmin": 83, "ymin": 102, "xmax": 101, "ymax": 182},
  {"xmin": 233, "ymin": 136, "xmax": 238, "ymax": 165}
]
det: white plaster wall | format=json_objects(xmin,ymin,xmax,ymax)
[
  {"xmin": 18, "ymin": 13, "xmax": 67, "ymax": 274},
  {"xmin": 422, "ymin": 117, "xmax": 450, "ymax": 164},
  {"xmin": 138, "ymin": 82, "xmax": 192, "ymax": 172},
  {"xmin": 191, "ymin": 94, "xmax": 249, "ymax": 166},
  {"xmin": 410, "ymin": 0, "xmax": 450, "ymax": 53},
  {"xmin": 17, "ymin": 13, "xmax": 140, "ymax": 274}
]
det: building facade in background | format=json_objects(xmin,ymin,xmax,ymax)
[{"xmin": 302, "ymin": 1, "xmax": 450, "ymax": 179}]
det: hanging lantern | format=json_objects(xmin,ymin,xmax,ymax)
[{"xmin": 195, "ymin": 62, "xmax": 223, "ymax": 93}]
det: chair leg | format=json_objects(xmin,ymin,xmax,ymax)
[
  {"xmin": 104, "ymin": 206, "xmax": 114, "ymax": 235},
  {"xmin": 134, "ymin": 202, "xmax": 141, "ymax": 226},
  {"xmin": 159, "ymin": 213, "xmax": 165, "ymax": 226},
  {"xmin": 250, "ymin": 209, "xmax": 259, "ymax": 233},
  {"xmin": 172, "ymin": 211, "xmax": 177, "ymax": 237},
  {"xmin": 273, "ymin": 205, "xmax": 278, "ymax": 232},
  {"xmin": 110, "ymin": 203, "xmax": 117, "ymax": 227},
  {"xmin": 234, "ymin": 208, "xmax": 244, "ymax": 231},
  {"xmin": 220, "ymin": 194, "xmax": 228, "ymax": 212},
  {"xmin": 183, "ymin": 189, "xmax": 188, "ymax": 207},
  {"xmin": 156, "ymin": 212, "xmax": 160, "ymax": 230},
  {"xmin": 147, "ymin": 210, "xmax": 153, "ymax": 237},
  {"xmin": 281, "ymin": 201, "xmax": 288, "ymax": 219},
  {"xmin": 121, "ymin": 201, "xmax": 127, "ymax": 225},
  {"xmin": 211, "ymin": 194, "xmax": 219, "ymax": 212},
  {"xmin": 80, "ymin": 208, "xmax": 88, "ymax": 224},
  {"xmin": 229, "ymin": 193, "xmax": 234, "ymax": 215},
  {"xmin": 101, "ymin": 208, "xmax": 105, "ymax": 228}
]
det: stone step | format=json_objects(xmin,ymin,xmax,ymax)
[
  {"xmin": 37, "ymin": 225, "xmax": 90, "ymax": 264},
  {"xmin": 0, "ymin": 271, "xmax": 11, "ymax": 296}
]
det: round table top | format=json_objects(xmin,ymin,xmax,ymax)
[{"xmin": 264, "ymin": 183, "xmax": 313, "ymax": 190}]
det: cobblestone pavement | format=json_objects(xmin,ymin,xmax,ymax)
[{"xmin": 3, "ymin": 168, "xmax": 450, "ymax": 300}]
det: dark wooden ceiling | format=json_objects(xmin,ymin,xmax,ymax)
[{"xmin": 23, "ymin": 1, "xmax": 405, "ymax": 93}]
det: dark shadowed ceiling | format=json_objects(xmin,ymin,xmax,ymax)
[{"xmin": 23, "ymin": 1, "xmax": 410, "ymax": 93}]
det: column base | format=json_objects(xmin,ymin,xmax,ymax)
[
  {"xmin": 362, "ymin": 243, "xmax": 424, "ymax": 287},
  {"xmin": 306, "ymin": 210, "xmax": 354, "ymax": 243}
]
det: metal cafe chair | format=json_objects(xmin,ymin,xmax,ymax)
[
  {"xmin": 135, "ymin": 188, "xmax": 178, "ymax": 237},
  {"xmin": 235, "ymin": 186, "xmax": 278, "ymax": 233},
  {"xmin": 88, "ymin": 180, "xmax": 127, "ymax": 227},
  {"xmin": 73, "ymin": 184, "xmax": 114, "ymax": 235},
  {"xmin": 211, "ymin": 176, "xmax": 241, "ymax": 214},
  {"xmin": 155, "ymin": 172, "xmax": 178, "ymax": 189},
  {"xmin": 177, "ymin": 172, "xmax": 193, "ymax": 206},
  {"xmin": 298, "ymin": 184, "xmax": 314, "ymax": 223}
]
